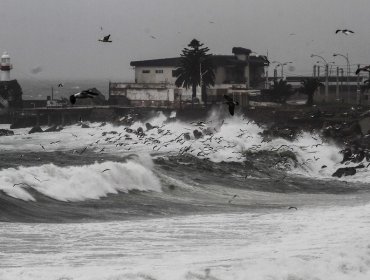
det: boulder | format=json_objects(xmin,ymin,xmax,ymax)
[
  {"xmin": 183, "ymin": 132, "xmax": 191, "ymax": 140},
  {"xmin": 28, "ymin": 126, "xmax": 43, "ymax": 134},
  {"xmin": 193, "ymin": 129, "xmax": 203, "ymax": 139},
  {"xmin": 0, "ymin": 129, "xmax": 14, "ymax": 136},
  {"xmin": 136, "ymin": 127, "xmax": 144, "ymax": 135},
  {"xmin": 81, "ymin": 123, "xmax": 90, "ymax": 128},
  {"xmin": 44, "ymin": 125, "xmax": 63, "ymax": 132},
  {"xmin": 145, "ymin": 122, "xmax": 157, "ymax": 130},
  {"xmin": 332, "ymin": 167, "xmax": 356, "ymax": 178}
]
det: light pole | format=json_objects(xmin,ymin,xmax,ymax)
[
  {"xmin": 311, "ymin": 54, "xmax": 329, "ymax": 101},
  {"xmin": 333, "ymin": 53, "xmax": 350, "ymax": 102},
  {"xmin": 271, "ymin": 61, "xmax": 292, "ymax": 80}
]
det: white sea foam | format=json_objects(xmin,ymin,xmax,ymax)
[
  {"xmin": 1, "ymin": 111, "xmax": 369, "ymax": 182},
  {"xmin": 1, "ymin": 203, "xmax": 369, "ymax": 280},
  {"xmin": 0, "ymin": 158, "xmax": 162, "ymax": 201}
]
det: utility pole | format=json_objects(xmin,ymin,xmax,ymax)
[
  {"xmin": 274, "ymin": 68, "xmax": 277, "ymax": 81},
  {"xmin": 336, "ymin": 67, "xmax": 339, "ymax": 102},
  {"xmin": 325, "ymin": 64, "xmax": 329, "ymax": 102},
  {"xmin": 313, "ymin": 65, "xmax": 316, "ymax": 77},
  {"xmin": 333, "ymin": 53, "xmax": 350, "ymax": 103},
  {"xmin": 356, "ymin": 64, "xmax": 361, "ymax": 105},
  {"xmin": 51, "ymin": 86, "xmax": 54, "ymax": 101},
  {"xmin": 340, "ymin": 68, "xmax": 344, "ymax": 103}
]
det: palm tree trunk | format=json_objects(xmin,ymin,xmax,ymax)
[
  {"xmin": 201, "ymin": 84, "xmax": 207, "ymax": 107},
  {"xmin": 192, "ymin": 82, "xmax": 197, "ymax": 108}
]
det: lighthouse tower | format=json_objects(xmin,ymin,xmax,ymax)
[{"xmin": 0, "ymin": 51, "xmax": 12, "ymax": 81}]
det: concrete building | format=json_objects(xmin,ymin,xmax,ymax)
[{"xmin": 109, "ymin": 47, "xmax": 268, "ymax": 108}]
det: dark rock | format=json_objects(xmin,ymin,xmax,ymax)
[
  {"xmin": 183, "ymin": 132, "xmax": 191, "ymax": 140},
  {"xmin": 332, "ymin": 167, "xmax": 356, "ymax": 178},
  {"xmin": 81, "ymin": 123, "xmax": 90, "ymax": 128},
  {"xmin": 99, "ymin": 122, "xmax": 106, "ymax": 127},
  {"xmin": 28, "ymin": 126, "xmax": 43, "ymax": 134},
  {"xmin": 321, "ymin": 165, "xmax": 327, "ymax": 169},
  {"xmin": 0, "ymin": 129, "xmax": 14, "ymax": 136},
  {"xmin": 125, "ymin": 128, "xmax": 134, "ymax": 134},
  {"xmin": 44, "ymin": 125, "xmax": 63, "ymax": 132},
  {"xmin": 145, "ymin": 122, "xmax": 157, "ymax": 130},
  {"xmin": 136, "ymin": 127, "xmax": 144, "ymax": 135},
  {"xmin": 193, "ymin": 129, "xmax": 203, "ymax": 139}
]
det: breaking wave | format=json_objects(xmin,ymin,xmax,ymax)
[{"xmin": 0, "ymin": 159, "xmax": 161, "ymax": 202}]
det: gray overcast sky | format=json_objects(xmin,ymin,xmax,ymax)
[{"xmin": 1, "ymin": 0, "xmax": 369, "ymax": 80}]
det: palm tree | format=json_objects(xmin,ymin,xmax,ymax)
[
  {"xmin": 175, "ymin": 39, "xmax": 215, "ymax": 107},
  {"xmin": 268, "ymin": 79, "xmax": 294, "ymax": 103},
  {"xmin": 299, "ymin": 78, "xmax": 323, "ymax": 106}
]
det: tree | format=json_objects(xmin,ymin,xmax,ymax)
[
  {"xmin": 266, "ymin": 79, "xmax": 295, "ymax": 103},
  {"xmin": 299, "ymin": 77, "xmax": 323, "ymax": 106},
  {"xmin": 175, "ymin": 39, "xmax": 215, "ymax": 107}
]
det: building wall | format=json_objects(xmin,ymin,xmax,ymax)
[
  {"xmin": 134, "ymin": 64, "xmax": 254, "ymax": 87},
  {"xmin": 135, "ymin": 66, "xmax": 177, "ymax": 84},
  {"xmin": 214, "ymin": 67, "xmax": 226, "ymax": 84}
]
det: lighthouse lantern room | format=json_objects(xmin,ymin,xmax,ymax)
[{"xmin": 0, "ymin": 51, "xmax": 12, "ymax": 81}]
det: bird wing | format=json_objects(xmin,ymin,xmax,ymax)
[
  {"xmin": 228, "ymin": 103, "xmax": 235, "ymax": 116},
  {"xmin": 335, "ymin": 29, "xmax": 341, "ymax": 33},
  {"xmin": 356, "ymin": 68, "xmax": 362, "ymax": 75},
  {"xmin": 224, "ymin": 95, "xmax": 233, "ymax": 102},
  {"xmin": 104, "ymin": 34, "xmax": 111, "ymax": 41}
]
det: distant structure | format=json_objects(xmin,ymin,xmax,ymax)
[
  {"xmin": 0, "ymin": 51, "xmax": 12, "ymax": 81},
  {"xmin": 0, "ymin": 51, "xmax": 23, "ymax": 109},
  {"xmin": 109, "ymin": 47, "xmax": 268, "ymax": 108}
]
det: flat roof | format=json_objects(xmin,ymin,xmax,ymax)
[{"xmin": 130, "ymin": 55, "xmax": 268, "ymax": 68}]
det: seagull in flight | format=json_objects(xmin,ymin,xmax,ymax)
[
  {"xmin": 224, "ymin": 95, "xmax": 239, "ymax": 116},
  {"xmin": 355, "ymin": 65, "xmax": 370, "ymax": 75},
  {"xmin": 335, "ymin": 29, "xmax": 354, "ymax": 35},
  {"xmin": 98, "ymin": 34, "xmax": 112, "ymax": 43},
  {"xmin": 150, "ymin": 35, "xmax": 157, "ymax": 39},
  {"xmin": 70, "ymin": 88, "xmax": 99, "ymax": 104},
  {"xmin": 58, "ymin": 83, "xmax": 64, "ymax": 87}
]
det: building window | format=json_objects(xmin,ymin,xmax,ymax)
[
  {"xmin": 142, "ymin": 70, "xmax": 150, "ymax": 74},
  {"xmin": 155, "ymin": 70, "xmax": 163, "ymax": 74}
]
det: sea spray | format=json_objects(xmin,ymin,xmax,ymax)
[{"xmin": 1, "ymin": 112, "xmax": 369, "ymax": 182}]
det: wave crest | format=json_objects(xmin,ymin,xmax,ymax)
[{"xmin": 0, "ymin": 160, "xmax": 162, "ymax": 201}]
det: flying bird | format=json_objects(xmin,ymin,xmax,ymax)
[
  {"xmin": 58, "ymin": 83, "xmax": 64, "ymax": 87},
  {"xmin": 288, "ymin": 206, "xmax": 298, "ymax": 210},
  {"xmin": 228, "ymin": 194, "xmax": 238, "ymax": 203},
  {"xmin": 69, "ymin": 89, "xmax": 99, "ymax": 104},
  {"xmin": 355, "ymin": 65, "xmax": 370, "ymax": 75},
  {"xmin": 98, "ymin": 34, "xmax": 112, "ymax": 43},
  {"xmin": 224, "ymin": 95, "xmax": 239, "ymax": 116},
  {"xmin": 335, "ymin": 29, "xmax": 354, "ymax": 35},
  {"xmin": 150, "ymin": 35, "xmax": 157, "ymax": 39}
]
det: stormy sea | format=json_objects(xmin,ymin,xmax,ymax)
[{"xmin": 1, "ymin": 111, "xmax": 370, "ymax": 280}]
